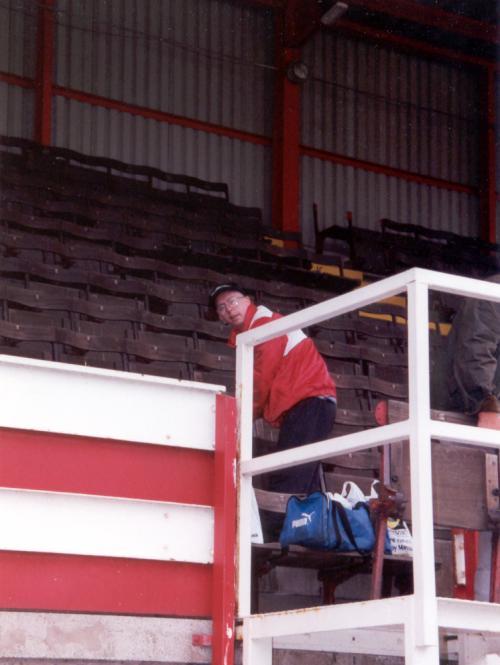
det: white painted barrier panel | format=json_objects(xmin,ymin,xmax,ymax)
[
  {"xmin": 0, "ymin": 355, "xmax": 224, "ymax": 450},
  {"xmin": 0, "ymin": 488, "xmax": 214, "ymax": 564}
]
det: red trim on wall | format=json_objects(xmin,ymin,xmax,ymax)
[
  {"xmin": 301, "ymin": 144, "xmax": 477, "ymax": 195},
  {"xmin": 212, "ymin": 394, "xmax": 237, "ymax": 665},
  {"xmin": 0, "ymin": 428, "xmax": 214, "ymax": 506},
  {"xmin": 34, "ymin": 0, "xmax": 55, "ymax": 145},
  {"xmin": 53, "ymin": 85, "xmax": 272, "ymax": 147},
  {"xmin": 0, "ymin": 551, "xmax": 211, "ymax": 616}
]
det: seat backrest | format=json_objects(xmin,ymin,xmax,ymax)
[{"xmin": 386, "ymin": 399, "xmax": 498, "ymax": 530}]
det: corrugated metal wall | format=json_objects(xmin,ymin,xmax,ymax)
[
  {"xmin": 52, "ymin": 0, "xmax": 274, "ymax": 217},
  {"xmin": 302, "ymin": 156, "xmax": 480, "ymax": 247},
  {"xmin": 496, "ymin": 74, "xmax": 500, "ymax": 243},
  {"xmin": 0, "ymin": 83, "xmax": 34, "ymax": 138},
  {"xmin": 53, "ymin": 95, "xmax": 272, "ymax": 210},
  {"xmin": 0, "ymin": 0, "xmax": 37, "ymax": 77},
  {"xmin": 300, "ymin": 30, "xmax": 483, "ymax": 246},
  {"xmin": 0, "ymin": 0, "xmax": 492, "ymax": 241},
  {"xmin": 0, "ymin": 0, "xmax": 36, "ymax": 138},
  {"xmin": 55, "ymin": 0, "xmax": 274, "ymax": 136}
]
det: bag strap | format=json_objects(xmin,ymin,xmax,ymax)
[
  {"xmin": 334, "ymin": 501, "xmax": 371, "ymax": 557},
  {"xmin": 319, "ymin": 462, "xmax": 327, "ymax": 494}
]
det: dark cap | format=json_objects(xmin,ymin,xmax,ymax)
[{"xmin": 208, "ymin": 283, "xmax": 247, "ymax": 310}]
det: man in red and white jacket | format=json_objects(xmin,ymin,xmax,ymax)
[{"xmin": 210, "ymin": 283, "xmax": 337, "ymax": 538}]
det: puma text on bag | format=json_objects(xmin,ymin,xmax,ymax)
[{"xmin": 279, "ymin": 492, "xmax": 337, "ymax": 550}]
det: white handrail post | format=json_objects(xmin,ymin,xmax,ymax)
[
  {"xmin": 236, "ymin": 339, "xmax": 255, "ymax": 618},
  {"xmin": 242, "ymin": 622, "xmax": 272, "ymax": 665},
  {"xmin": 407, "ymin": 275, "xmax": 439, "ymax": 662}
]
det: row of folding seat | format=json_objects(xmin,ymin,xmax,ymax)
[
  {"xmin": 1, "ymin": 182, "xmax": 358, "ymax": 298},
  {"xmin": 0, "ymin": 139, "xmax": 412, "ymax": 416}
]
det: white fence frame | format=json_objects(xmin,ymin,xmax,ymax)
[{"xmin": 236, "ymin": 268, "xmax": 500, "ymax": 665}]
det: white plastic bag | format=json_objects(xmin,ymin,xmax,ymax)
[
  {"xmin": 250, "ymin": 486, "xmax": 264, "ymax": 544},
  {"xmin": 330, "ymin": 491, "xmax": 352, "ymax": 510},
  {"xmin": 365, "ymin": 479, "xmax": 381, "ymax": 502},
  {"xmin": 340, "ymin": 480, "xmax": 366, "ymax": 507}
]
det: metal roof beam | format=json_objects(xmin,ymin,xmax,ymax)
[
  {"xmin": 336, "ymin": 17, "xmax": 495, "ymax": 67},
  {"xmin": 347, "ymin": 0, "xmax": 497, "ymax": 44},
  {"xmin": 239, "ymin": 0, "xmax": 284, "ymax": 10}
]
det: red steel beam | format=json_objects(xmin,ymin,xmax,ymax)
[
  {"xmin": 335, "ymin": 0, "xmax": 496, "ymax": 44},
  {"xmin": 272, "ymin": 13, "xmax": 301, "ymax": 235},
  {"xmin": 0, "ymin": 71, "xmax": 34, "ymax": 89},
  {"xmin": 53, "ymin": 84, "xmax": 271, "ymax": 147},
  {"xmin": 244, "ymin": 0, "xmax": 496, "ymax": 45},
  {"xmin": 283, "ymin": 0, "xmax": 324, "ymax": 48},
  {"xmin": 34, "ymin": 0, "xmax": 55, "ymax": 145},
  {"xmin": 301, "ymin": 144, "xmax": 477, "ymax": 196}
]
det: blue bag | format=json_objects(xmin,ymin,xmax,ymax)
[
  {"xmin": 279, "ymin": 492, "xmax": 376, "ymax": 555},
  {"xmin": 332, "ymin": 501, "xmax": 375, "ymax": 554},
  {"xmin": 279, "ymin": 491, "xmax": 338, "ymax": 550}
]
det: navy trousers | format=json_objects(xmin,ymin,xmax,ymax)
[{"xmin": 262, "ymin": 396, "xmax": 336, "ymax": 541}]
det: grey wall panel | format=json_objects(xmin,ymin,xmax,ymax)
[
  {"xmin": 0, "ymin": 0, "xmax": 37, "ymax": 78},
  {"xmin": 54, "ymin": 0, "xmax": 274, "ymax": 136},
  {"xmin": 302, "ymin": 32, "xmax": 480, "ymax": 188},
  {"xmin": 0, "ymin": 83, "xmax": 34, "ymax": 138},
  {"xmin": 301, "ymin": 156, "xmax": 479, "ymax": 250},
  {"xmin": 497, "ymin": 61, "xmax": 500, "ymax": 256},
  {"xmin": 53, "ymin": 96, "xmax": 272, "ymax": 220}
]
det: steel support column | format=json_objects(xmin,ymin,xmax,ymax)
[
  {"xmin": 407, "ymin": 280, "xmax": 439, "ymax": 660},
  {"xmin": 272, "ymin": 17, "xmax": 301, "ymax": 236},
  {"xmin": 34, "ymin": 0, "xmax": 55, "ymax": 145}
]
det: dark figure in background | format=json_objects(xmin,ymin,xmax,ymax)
[
  {"xmin": 209, "ymin": 283, "xmax": 337, "ymax": 539},
  {"xmin": 447, "ymin": 273, "xmax": 500, "ymax": 430}
]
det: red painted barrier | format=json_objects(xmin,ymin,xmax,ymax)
[{"xmin": 0, "ymin": 369, "xmax": 237, "ymax": 663}]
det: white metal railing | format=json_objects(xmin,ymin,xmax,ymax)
[{"xmin": 236, "ymin": 268, "xmax": 500, "ymax": 665}]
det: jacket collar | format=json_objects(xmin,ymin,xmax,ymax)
[{"xmin": 227, "ymin": 302, "xmax": 257, "ymax": 347}]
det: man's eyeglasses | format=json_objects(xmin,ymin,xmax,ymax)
[{"xmin": 216, "ymin": 296, "xmax": 245, "ymax": 314}]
